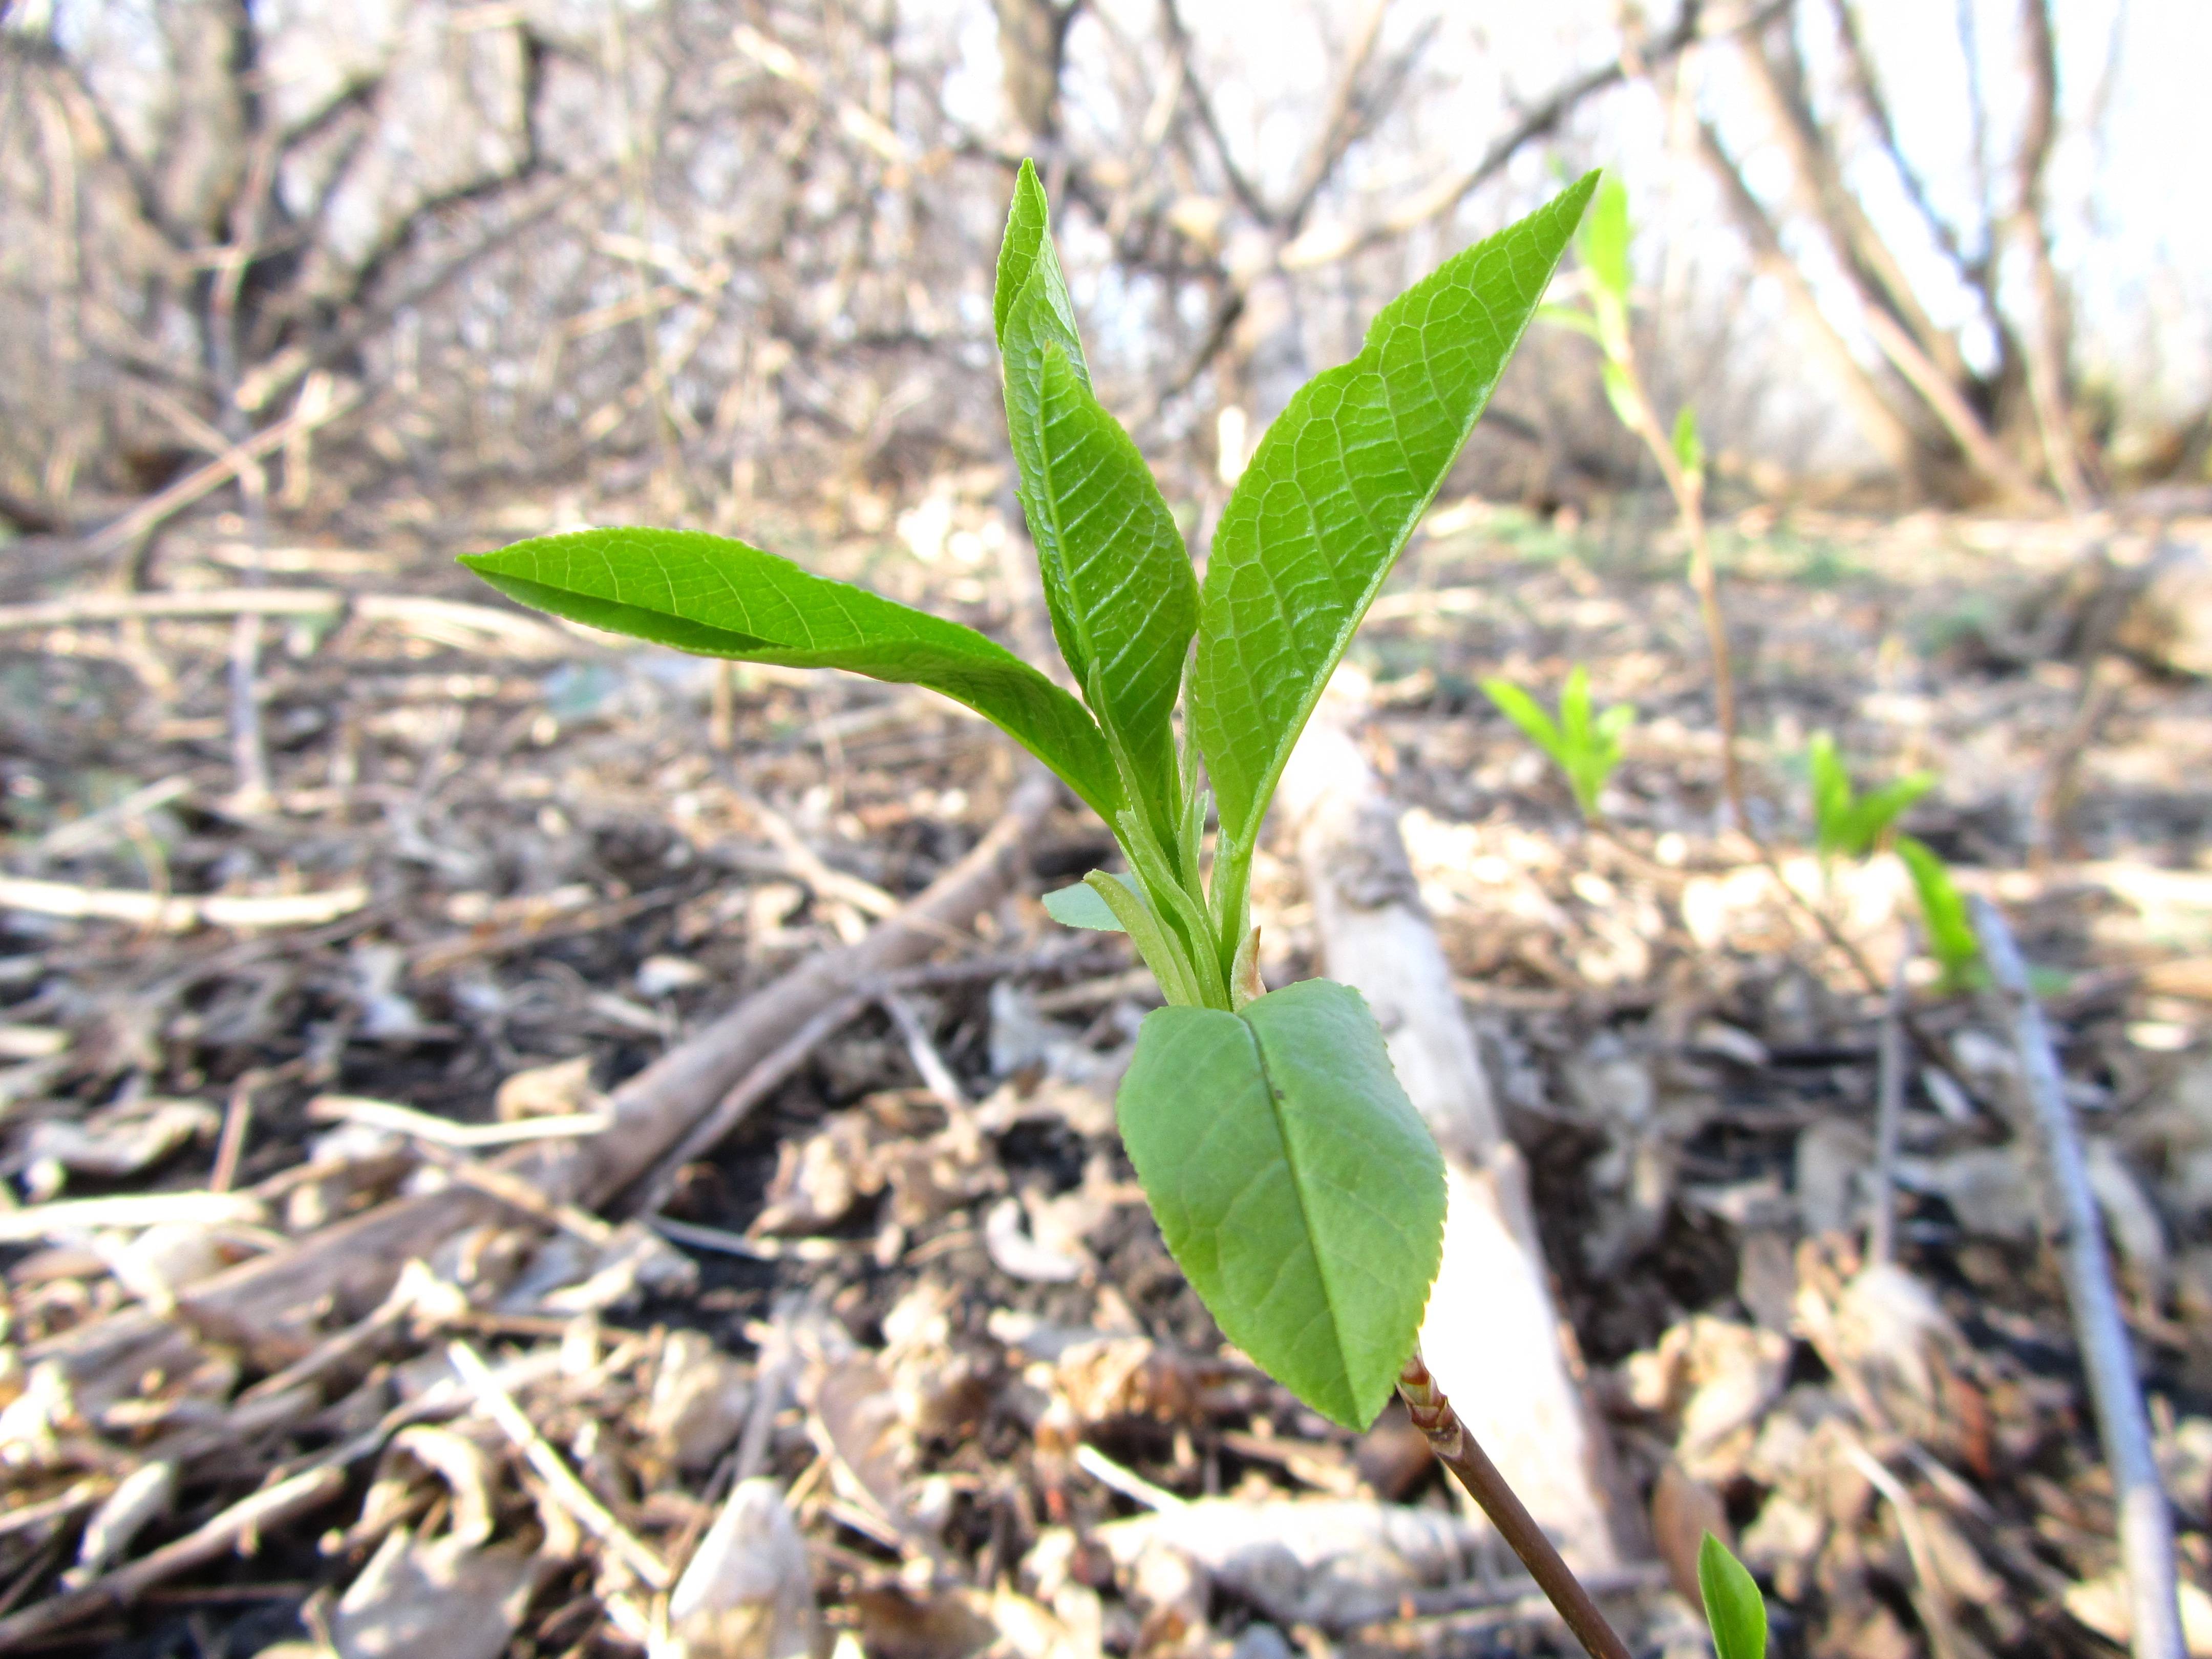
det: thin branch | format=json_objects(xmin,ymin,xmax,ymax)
[
  {"xmin": 1398, "ymin": 1352, "xmax": 1633, "ymax": 1659},
  {"xmin": 1970, "ymin": 898, "xmax": 2184, "ymax": 1659},
  {"xmin": 0, "ymin": 1466, "xmax": 345, "ymax": 1650},
  {"xmin": 1156, "ymin": 0, "xmax": 1270, "ymax": 223},
  {"xmin": 1868, "ymin": 948, "xmax": 1909, "ymax": 1265}
]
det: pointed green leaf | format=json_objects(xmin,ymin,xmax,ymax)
[
  {"xmin": 1898, "ymin": 835, "xmax": 1981, "ymax": 986},
  {"xmin": 1115, "ymin": 978, "xmax": 1445, "ymax": 1429},
  {"xmin": 1560, "ymin": 664, "xmax": 1593, "ymax": 749},
  {"xmin": 1482, "ymin": 677, "xmax": 1564, "ymax": 762},
  {"xmin": 460, "ymin": 528, "xmax": 1122, "ymax": 823},
  {"xmin": 1698, "ymin": 1535, "xmax": 1768, "ymax": 1659},
  {"xmin": 1838, "ymin": 774, "xmax": 1934, "ymax": 855},
  {"xmin": 1043, "ymin": 871, "xmax": 1142, "ymax": 931},
  {"xmin": 1580, "ymin": 172, "xmax": 1632, "ymax": 306},
  {"xmin": 1672, "ymin": 405, "xmax": 1706, "ymax": 479},
  {"xmin": 1193, "ymin": 174, "xmax": 1598, "ymax": 848},
  {"xmin": 1808, "ymin": 733, "xmax": 1855, "ymax": 856},
  {"xmin": 995, "ymin": 161, "xmax": 1198, "ymax": 850}
]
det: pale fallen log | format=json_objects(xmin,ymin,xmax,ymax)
[{"xmin": 1275, "ymin": 685, "xmax": 1641, "ymax": 1575}]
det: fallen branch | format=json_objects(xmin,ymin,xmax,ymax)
[
  {"xmin": 1971, "ymin": 897, "xmax": 2184, "ymax": 1659},
  {"xmin": 29, "ymin": 768, "xmax": 1061, "ymax": 1374},
  {"xmin": 0, "ymin": 1465, "xmax": 345, "ymax": 1652},
  {"xmin": 0, "ymin": 876, "xmax": 368, "ymax": 933},
  {"xmin": 81, "ymin": 381, "xmax": 364, "ymax": 559}
]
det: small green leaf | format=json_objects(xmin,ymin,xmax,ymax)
[
  {"xmin": 995, "ymin": 161, "xmax": 1198, "ymax": 854},
  {"xmin": 1485, "ymin": 671, "xmax": 1629, "ymax": 822},
  {"xmin": 1839, "ymin": 774, "xmax": 1934, "ymax": 855},
  {"xmin": 1898, "ymin": 835, "xmax": 1981, "ymax": 988},
  {"xmin": 460, "ymin": 529, "xmax": 1122, "ymax": 824},
  {"xmin": 1482, "ymin": 677, "xmax": 1563, "ymax": 759},
  {"xmin": 1534, "ymin": 302, "xmax": 1604, "ymax": 342},
  {"xmin": 1698, "ymin": 1534, "xmax": 1767, "ymax": 1659},
  {"xmin": 1042, "ymin": 873, "xmax": 1143, "ymax": 931},
  {"xmin": 1192, "ymin": 174, "xmax": 1597, "ymax": 854},
  {"xmin": 1580, "ymin": 172, "xmax": 1632, "ymax": 308},
  {"xmin": 1672, "ymin": 406, "xmax": 1705, "ymax": 479},
  {"xmin": 1116, "ymin": 979, "xmax": 1446, "ymax": 1429}
]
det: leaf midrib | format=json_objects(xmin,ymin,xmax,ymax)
[{"xmin": 1237, "ymin": 1010, "xmax": 1356, "ymax": 1417}]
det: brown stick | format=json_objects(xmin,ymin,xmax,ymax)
[
  {"xmin": 82, "ymin": 382, "xmax": 364, "ymax": 559},
  {"xmin": 0, "ymin": 1466, "xmax": 344, "ymax": 1652},
  {"xmin": 1398, "ymin": 1352, "xmax": 1634, "ymax": 1659}
]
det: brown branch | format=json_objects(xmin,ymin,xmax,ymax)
[
  {"xmin": 2006, "ymin": 0, "xmax": 2092, "ymax": 507},
  {"xmin": 0, "ymin": 1466, "xmax": 345, "ymax": 1651},
  {"xmin": 1398, "ymin": 1353, "xmax": 1634, "ymax": 1659},
  {"xmin": 1157, "ymin": 0, "xmax": 1270, "ymax": 222},
  {"xmin": 1281, "ymin": 0, "xmax": 1746, "ymax": 272},
  {"xmin": 81, "ymin": 380, "xmax": 366, "ymax": 558},
  {"xmin": 1736, "ymin": 18, "xmax": 1967, "ymax": 387}
]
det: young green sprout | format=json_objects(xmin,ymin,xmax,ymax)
[
  {"xmin": 1483, "ymin": 665, "xmax": 1634, "ymax": 822},
  {"xmin": 1699, "ymin": 1533, "xmax": 1770, "ymax": 1659},
  {"xmin": 1807, "ymin": 731, "xmax": 1934, "ymax": 861},
  {"xmin": 462, "ymin": 162, "xmax": 1598, "ymax": 1434}
]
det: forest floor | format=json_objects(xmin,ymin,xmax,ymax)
[{"xmin": 3, "ymin": 489, "xmax": 2211, "ymax": 1659}]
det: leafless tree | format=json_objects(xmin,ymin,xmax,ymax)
[{"xmin": 1686, "ymin": 0, "xmax": 2097, "ymax": 505}]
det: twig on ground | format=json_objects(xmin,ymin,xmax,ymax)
[
  {"xmin": 447, "ymin": 1338, "xmax": 671, "ymax": 1590},
  {"xmin": 0, "ymin": 876, "xmax": 368, "ymax": 932},
  {"xmin": 1397, "ymin": 1352, "xmax": 1634, "ymax": 1659},
  {"xmin": 882, "ymin": 989, "xmax": 969, "ymax": 1109},
  {"xmin": 1844, "ymin": 1441, "xmax": 1968, "ymax": 1659},
  {"xmin": 307, "ymin": 1094, "xmax": 611, "ymax": 1149},
  {"xmin": 1869, "ymin": 948, "xmax": 1910, "ymax": 1265},
  {"xmin": 0, "ymin": 1191, "xmax": 263, "ymax": 1245},
  {"xmin": 0, "ymin": 1465, "xmax": 345, "ymax": 1652},
  {"xmin": 625, "ymin": 990, "xmax": 870, "ymax": 1218},
  {"xmin": 1075, "ymin": 1443, "xmax": 1187, "ymax": 1513},
  {"xmin": 414, "ymin": 1143, "xmax": 614, "ymax": 1247},
  {"xmin": 1971, "ymin": 897, "xmax": 2184, "ymax": 1659},
  {"xmin": 81, "ymin": 382, "xmax": 364, "ymax": 559},
  {"xmin": 209, "ymin": 1071, "xmax": 259, "ymax": 1195}
]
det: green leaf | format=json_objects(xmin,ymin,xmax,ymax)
[
  {"xmin": 1192, "ymin": 174, "xmax": 1597, "ymax": 853},
  {"xmin": 1838, "ymin": 774, "xmax": 1934, "ymax": 855},
  {"xmin": 1482, "ymin": 677, "xmax": 1563, "ymax": 760},
  {"xmin": 1043, "ymin": 873, "xmax": 1143, "ymax": 931},
  {"xmin": 1115, "ymin": 978, "xmax": 1446, "ymax": 1429},
  {"xmin": 1698, "ymin": 1534, "xmax": 1768, "ymax": 1659},
  {"xmin": 1534, "ymin": 302, "xmax": 1604, "ymax": 342},
  {"xmin": 460, "ymin": 528, "xmax": 1122, "ymax": 823},
  {"xmin": 1897, "ymin": 835, "xmax": 1981, "ymax": 987},
  {"xmin": 1808, "ymin": 733, "xmax": 1854, "ymax": 857},
  {"xmin": 995, "ymin": 161, "xmax": 1198, "ymax": 853},
  {"xmin": 1672, "ymin": 405, "xmax": 1705, "ymax": 479},
  {"xmin": 1580, "ymin": 172, "xmax": 1632, "ymax": 308}
]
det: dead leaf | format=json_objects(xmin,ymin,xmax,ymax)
[
  {"xmin": 648, "ymin": 1331, "xmax": 754, "ymax": 1472},
  {"xmin": 494, "ymin": 1054, "xmax": 601, "ymax": 1121},
  {"xmin": 660, "ymin": 1477, "xmax": 820, "ymax": 1659},
  {"xmin": 329, "ymin": 1525, "xmax": 547, "ymax": 1659}
]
